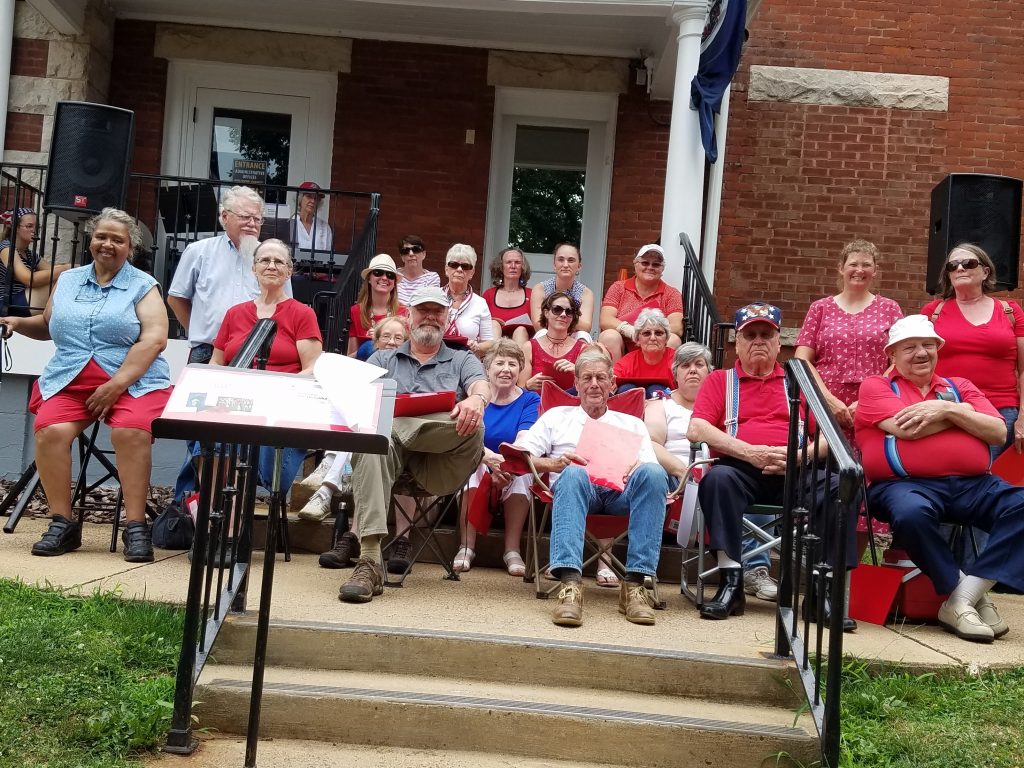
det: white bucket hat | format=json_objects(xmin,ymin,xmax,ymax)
[
  {"xmin": 360, "ymin": 253, "xmax": 401, "ymax": 282},
  {"xmin": 884, "ymin": 314, "xmax": 945, "ymax": 353}
]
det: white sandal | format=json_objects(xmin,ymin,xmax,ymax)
[
  {"xmin": 453, "ymin": 546, "xmax": 475, "ymax": 572},
  {"xmin": 503, "ymin": 550, "xmax": 526, "ymax": 577}
]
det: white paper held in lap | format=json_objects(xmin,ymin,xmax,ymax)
[{"xmin": 313, "ymin": 353, "xmax": 388, "ymax": 429}]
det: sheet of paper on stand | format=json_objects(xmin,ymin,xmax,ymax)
[
  {"xmin": 313, "ymin": 353, "xmax": 388, "ymax": 429},
  {"xmin": 574, "ymin": 418, "xmax": 643, "ymax": 493}
]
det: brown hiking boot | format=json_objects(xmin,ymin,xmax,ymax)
[
  {"xmin": 339, "ymin": 557, "xmax": 385, "ymax": 603},
  {"xmin": 552, "ymin": 581, "xmax": 584, "ymax": 627},
  {"xmin": 319, "ymin": 531, "xmax": 360, "ymax": 569},
  {"xmin": 619, "ymin": 581, "xmax": 657, "ymax": 625}
]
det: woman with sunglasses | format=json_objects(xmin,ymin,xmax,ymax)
[
  {"xmin": 612, "ymin": 308, "xmax": 676, "ymax": 397},
  {"xmin": 598, "ymin": 244, "xmax": 684, "ymax": 362},
  {"xmin": 519, "ymin": 291, "xmax": 588, "ymax": 392},
  {"xmin": 442, "ymin": 243, "xmax": 494, "ymax": 356},
  {"xmin": 528, "ymin": 242, "xmax": 595, "ymax": 334},
  {"xmin": 395, "ymin": 235, "xmax": 439, "ymax": 306},
  {"xmin": 794, "ymin": 239, "xmax": 903, "ymax": 433},
  {"xmin": 0, "ymin": 208, "xmax": 70, "ymax": 316},
  {"xmin": 348, "ymin": 253, "xmax": 406, "ymax": 357},
  {"xmin": 921, "ymin": 244, "xmax": 1024, "ymax": 459},
  {"xmin": 483, "ymin": 246, "xmax": 533, "ymax": 345}
]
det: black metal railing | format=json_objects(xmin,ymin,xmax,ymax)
[
  {"xmin": 776, "ymin": 358, "xmax": 863, "ymax": 768},
  {"xmin": 0, "ymin": 162, "xmax": 381, "ymax": 352},
  {"xmin": 164, "ymin": 318, "xmax": 278, "ymax": 756},
  {"xmin": 679, "ymin": 232, "xmax": 731, "ymax": 368}
]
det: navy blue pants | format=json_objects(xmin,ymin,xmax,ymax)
[{"xmin": 868, "ymin": 474, "xmax": 1024, "ymax": 595}]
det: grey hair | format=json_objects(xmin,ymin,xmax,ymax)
[
  {"xmin": 574, "ymin": 345, "xmax": 613, "ymax": 378},
  {"xmin": 446, "ymin": 242, "xmax": 478, "ymax": 268},
  {"xmin": 633, "ymin": 308, "xmax": 670, "ymax": 340},
  {"xmin": 87, "ymin": 207, "xmax": 143, "ymax": 252},
  {"xmin": 672, "ymin": 342, "xmax": 713, "ymax": 377},
  {"xmin": 220, "ymin": 185, "xmax": 265, "ymax": 213},
  {"xmin": 253, "ymin": 238, "xmax": 293, "ymax": 266}
]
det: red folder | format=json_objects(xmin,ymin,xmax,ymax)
[
  {"xmin": 992, "ymin": 447, "xmax": 1024, "ymax": 486},
  {"xmin": 574, "ymin": 418, "xmax": 643, "ymax": 492},
  {"xmin": 466, "ymin": 470, "xmax": 494, "ymax": 535},
  {"xmin": 394, "ymin": 391, "xmax": 457, "ymax": 417}
]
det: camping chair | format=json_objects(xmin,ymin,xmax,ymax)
[
  {"xmin": 381, "ymin": 474, "xmax": 465, "ymax": 588},
  {"xmin": 499, "ymin": 382, "xmax": 684, "ymax": 606}
]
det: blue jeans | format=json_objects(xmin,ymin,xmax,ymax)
[
  {"xmin": 549, "ymin": 463, "xmax": 668, "ymax": 577},
  {"xmin": 172, "ymin": 343, "xmax": 216, "ymax": 502},
  {"xmin": 742, "ymin": 512, "xmax": 776, "ymax": 571}
]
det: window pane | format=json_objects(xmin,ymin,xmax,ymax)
[{"xmin": 210, "ymin": 108, "xmax": 291, "ymax": 205}]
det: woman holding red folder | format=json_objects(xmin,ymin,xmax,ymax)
[{"xmin": 455, "ymin": 338, "xmax": 540, "ymax": 576}]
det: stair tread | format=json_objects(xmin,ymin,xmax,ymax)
[{"xmin": 199, "ymin": 663, "xmax": 811, "ymax": 734}]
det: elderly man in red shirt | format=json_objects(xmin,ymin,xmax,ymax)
[{"xmin": 855, "ymin": 314, "xmax": 1024, "ymax": 643}]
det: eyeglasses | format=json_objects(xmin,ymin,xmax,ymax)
[
  {"xmin": 447, "ymin": 261, "xmax": 473, "ymax": 271},
  {"xmin": 400, "ymin": 246, "xmax": 424, "ymax": 255},
  {"xmin": 255, "ymin": 257, "xmax": 290, "ymax": 268},
  {"xmin": 378, "ymin": 333, "xmax": 405, "ymax": 343},
  {"xmin": 946, "ymin": 258, "xmax": 981, "ymax": 272},
  {"xmin": 547, "ymin": 305, "xmax": 574, "ymax": 317},
  {"xmin": 636, "ymin": 260, "xmax": 664, "ymax": 269},
  {"xmin": 370, "ymin": 269, "xmax": 395, "ymax": 279},
  {"xmin": 226, "ymin": 210, "xmax": 264, "ymax": 225},
  {"xmin": 638, "ymin": 329, "xmax": 667, "ymax": 338}
]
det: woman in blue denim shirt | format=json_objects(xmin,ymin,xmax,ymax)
[{"xmin": 0, "ymin": 208, "xmax": 171, "ymax": 563}]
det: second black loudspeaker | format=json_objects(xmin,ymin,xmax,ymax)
[
  {"xmin": 927, "ymin": 173, "xmax": 1023, "ymax": 294},
  {"xmin": 43, "ymin": 101, "xmax": 135, "ymax": 220}
]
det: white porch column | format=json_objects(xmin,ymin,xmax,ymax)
[
  {"xmin": 660, "ymin": 0, "xmax": 708, "ymax": 289},
  {"xmin": 0, "ymin": 0, "xmax": 15, "ymax": 157}
]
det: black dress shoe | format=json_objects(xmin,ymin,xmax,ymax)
[
  {"xmin": 802, "ymin": 585, "xmax": 857, "ymax": 633},
  {"xmin": 31, "ymin": 515, "xmax": 82, "ymax": 557},
  {"xmin": 700, "ymin": 568, "xmax": 745, "ymax": 620}
]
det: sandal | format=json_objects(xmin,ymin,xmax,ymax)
[
  {"xmin": 503, "ymin": 551, "xmax": 526, "ymax": 577},
  {"xmin": 453, "ymin": 546, "xmax": 475, "ymax": 573},
  {"xmin": 596, "ymin": 567, "xmax": 620, "ymax": 588}
]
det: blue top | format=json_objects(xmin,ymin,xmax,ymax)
[
  {"xmin": 483, "ymin": 389, "xmax": 540, "ymax": 453},
  {"xmin": 40, "ymin": 262, "xmax": 171, "ymax": 399}
]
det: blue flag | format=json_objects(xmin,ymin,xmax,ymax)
[{"xmin": 690, "ymin": 0, "xmax": 748, "ymax": 163}]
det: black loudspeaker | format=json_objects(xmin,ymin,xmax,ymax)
[
  {"xmin": 43, "ymin": 101, "xmax": 135, "ymax": 220},
  {"xmin": 927, "ymin": 173, "xmax": 1023, "ymax": 294}
]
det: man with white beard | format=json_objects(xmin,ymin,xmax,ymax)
[{"xmin": 339, "ymin": 286, "xmax": 489, "ymax": 604}]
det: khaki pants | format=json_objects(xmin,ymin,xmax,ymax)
[{"xmin": 352, "ymin": 413, "xmax": 484, "ymax": 538}]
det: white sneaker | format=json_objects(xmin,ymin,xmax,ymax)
[
  {"xmin": 298, "ymin": 490, "xmax": 332, "ymax": 521},
  {"xmin": 743, "ymin": 566, "xmax": 779, "ymax": 602},
  {"xmin": 299, "ymin": 456, "xmax": 333, "ymax": 491}
]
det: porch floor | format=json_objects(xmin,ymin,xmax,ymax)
[{"xmin": 3, "ymin": 517, "xmax": 1021, "ymax": 670}]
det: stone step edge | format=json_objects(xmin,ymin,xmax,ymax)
[
  {"xmin": 202, "ymin": 677, "xmax": 813, "ymax": 739},
  {"xmin": 224, "ymin": 614, "xmax": 791, "ymax": 671}
]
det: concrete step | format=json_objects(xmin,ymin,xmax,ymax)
[
  {"xmin": 212, "ymin": 616, "xmax": 802, "ymax": 709},
  {"xmin": 195, "ymin": 664, "xmax": 818, "ymax": 768}
]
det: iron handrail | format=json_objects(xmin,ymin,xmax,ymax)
[
  {"xmin": 776, "ymin": 357, "xmax": 863, "ymax": 768},
  {"xmin": 679, "ymin": 232, "xmax": 731, "ymax": 369},
  {"xmin": 164, "ymin": 319, "xmax": 278, "ymax": 756}
]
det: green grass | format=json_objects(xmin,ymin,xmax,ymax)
[
  {"xmin": 0, "ymin": 579, "xmax": 184, "ymax": 768},
  {"xmin": 840, "ymin": 660, "xmax": 1024, "ymax": 768}
]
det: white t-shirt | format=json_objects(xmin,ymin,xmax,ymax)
[
  {"xmin": 514, "ymin": 405, "xmax": 658, "ymax": 485},
  {"xmin": 291, "ymin": 215, "xmax": 333, "ymax": 254},
  {"xmin": 447, "ymin": 292, "xmax": 494, "ymax": 342}
]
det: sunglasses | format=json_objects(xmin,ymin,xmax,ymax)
[
  {"xmin": 636, "ymin": 260, "xmax": 664, "ymax": 269},
  {"xmin": 400, "ymin": 246, "xmax": 424, "ymax": 255},
  {"xmin": 370, "ymin": 269, "xmax": 395, "ymax": 279},
  {"xmin": 547, "ymin": 305, "xmax": 574, "ymax": 316},
  {"xmin": 447, "ymin": 261, "xmax": 473, "ymax": 271},
  {"xmin": 946, "ymin": 258, "xmax": 981, "ymax": 272},
  {"xmin": 638, "ymin": 329, "xmax": 667, "ymax": 338}
]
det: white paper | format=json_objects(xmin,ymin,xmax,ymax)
[{"xmin": 313, "ymin": 353, "xmax": 388, "ymax": 428}]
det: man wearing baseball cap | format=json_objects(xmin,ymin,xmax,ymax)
[
  {"xmin": 688, "ymin": 302, "xmax": 856, "ymax": 629},
  {"xmin": 337, "ymin": 285, "xmax": 489, "ymax": 604},
  {"xmin": 856, "ymin": 314, "xmax": 1024, "ymax": 643}
]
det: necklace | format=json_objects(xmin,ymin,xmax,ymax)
[{"xmin": 546, "ymin": 334, "xmax": 570, "ymax": 352}]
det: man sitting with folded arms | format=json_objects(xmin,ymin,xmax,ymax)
[
  {"xmin": 338, "ymin": 286, "xmax": 488, "ymax": 604},
  {"xmin": 513, "ymin": 347, "xmax": 669, "ymax": 627},
  {"xmin": 855, "ymin": 314, "xmax": 1024, "ymax": 643}
]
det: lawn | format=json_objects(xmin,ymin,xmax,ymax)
[{"xmin": 0, "ymin": 579, "xmax": 183, "ymax": 768}]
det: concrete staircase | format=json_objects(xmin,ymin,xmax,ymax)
[{"xmin": 195, "ymin": 614, "xmax": 818, "ymax": 768}]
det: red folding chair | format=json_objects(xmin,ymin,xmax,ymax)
[{"xmin": 499, "ymin": 382, "xmax": 684, "ymax": 606}]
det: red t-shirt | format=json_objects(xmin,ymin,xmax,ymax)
[
  {"xmin": 602, "ymin": 277, "xmax": 683, "ymax": 325},
  {"xmin": 691, "ymin": 362, "xmax": 792, "ymax": 453},
  {"xmin": 214, "ymin": 298, "xmax": 322, "ymax": 373},
  {"xmin": 920, "ymin": 298, "xmax": 1024, "ymax": 408},
  {"xmin": 854, "ymin": 373, "xmax": 999, "ymax": 483},
  {"xmin": 348, "ymin": 303, "xmax": 408, "ymax": 340},
  {"xmin": 613, "ymin": 347, "xmax": 675, "ymax": 389}
]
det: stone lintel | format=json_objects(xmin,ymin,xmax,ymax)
[
  {"xmin": 487, "ymin": 50, "xmax": 628, "ymax": 94},
  {"xmin": 749, "ymin": 65, "xmax": 949, "ymax": 111}
]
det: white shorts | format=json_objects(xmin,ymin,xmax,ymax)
[{"xmin": 467, "ymin": 464, "xmax": 532, "ymax": 501}]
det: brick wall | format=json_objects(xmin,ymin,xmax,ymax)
[
  {"xmin": 108, "ymin": 20, "xmax": 167, "ymax": 176},
  {"xmin": 718, "ymin": 2, "xmax": 1024, "ymax": 325},
  {"xmin": 11, "ymin": 38, "xmax": 48, "ymax": 78},
  {"xmin": 4, "ymin": 112, "xmax": 43, "ymax": 152},
  {"xmin": 333, "ymin": 40, "xmax": 494, "ymax": 279}
]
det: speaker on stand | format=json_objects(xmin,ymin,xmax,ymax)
[
  {"xmin": 927, "ymin": 173, "xmax": 1023, "ymax": 294},
  {"xmin": 43, "ymin": 101, "xmax": 135, "ymax": 221}
]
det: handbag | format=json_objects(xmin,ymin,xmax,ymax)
[{"xmin": 152, "ymin": 499, "xmax": 195, "ymax": 550}]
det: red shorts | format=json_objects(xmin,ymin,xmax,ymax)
[{"xmin": 30, "ymin": 358, "xmax": 172, "ymax": 434}]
